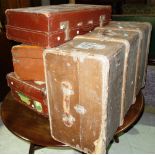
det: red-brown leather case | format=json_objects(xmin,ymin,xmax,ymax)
[
  {"xmin": 7, "ymin": 72, "xmax": 48, "ymax": 117},
  {"xmin": 11, "ymin": 45, "xmax": 45, "ymax": 81},
  {"xmin": 6, "ymin": 4, "xmax": 111, "ymax": 47}
]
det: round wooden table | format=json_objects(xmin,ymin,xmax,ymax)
[
  {"xmin": 0, "ymin": 92, "xmax": 66, "ymax": 154},
  {"xmin": 114, "ymin": 91, "xmax": 144, "ymax": 142},
  {"xmin": 1, "ymin": 91, "xmax": 144, "ymax": 153}
]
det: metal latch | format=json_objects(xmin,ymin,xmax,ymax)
[
  {"xmin": 99, "ymin": 15, "xmax": 105, "ymax": 27},
  {"xmin": 60, "ymin": 21, "xmax": 70, "ymax": 41}
]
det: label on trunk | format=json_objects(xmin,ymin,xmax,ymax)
[{"xmin": 76, "ymin": 42, "xmax": 105, "ymax": 50}]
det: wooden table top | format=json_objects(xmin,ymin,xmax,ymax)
[{"xmin": 1, "ymin": 91, "xmax": 144, "ymax": 147}]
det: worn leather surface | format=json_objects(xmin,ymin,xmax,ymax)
[
  {"xmin": 5, "ymin": 4, "xmax": 111, "ymax": 47},
  {"xmin": 44, "ymin": 38, "xmax": 125, "ymax": 153}
]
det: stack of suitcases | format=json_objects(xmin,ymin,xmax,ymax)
[{"xmin": 5, "ymin": 4, "xmax": 152, "ymax": 154}]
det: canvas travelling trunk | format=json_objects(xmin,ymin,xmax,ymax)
[
  {"xmin": 7, "ymin": 72, "xmax": 48, "ymax": 117},
  {"xmin": 11, "ymin": 45, "xmax": 45, "ymax": 81},
  {"xmin": 101, "ymin": 21, "xmax": 152, "ymax": 96},
  {"xmin": 76, "ymin": 29, "xmax": 140, "ymax": 125},
  {"xmin": 5, "ymin": 4, "xmax": 112, "ymax": 48},
  {"xmin": 43, "ymin": 38, "xmax": 126, "ymax": 153}
]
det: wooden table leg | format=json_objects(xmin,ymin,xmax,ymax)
[
  {"xmin": 113, "ymin": 135, "xmax": 119, "ymax": 143},
  {"xmin": 29, "ymin": 143, "xmax": 44, "ymax": 154},
  {"xmin": 29, "ymin": 143, "xmax": 35, "ymax": 154}
]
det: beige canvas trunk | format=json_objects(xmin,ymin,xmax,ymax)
[
  {"xmin": 43, "ymin": 39, "xmax": 126, "ymax": 153},
  {"xmin": 75, "ymin": 29, "xmax": 139, "ymax": 125},
  {"xmin": 102, "ymin": 21, "xmax": 152, "ymax": 96}
]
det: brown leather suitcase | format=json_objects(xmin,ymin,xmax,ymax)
[
  {"xmin": 11, "ymin": 45, "xmax": 45, "ymax": 81},
  {"xmin": 7, "ymin": 72, "xmax": 48, "ymax": 117},
  {"xmin": 44, "ymin": 38, "xmax": 126, "ymax": 153},
  {"xmin": 5, "ymin": 4, "xmax": 111, "ymax": 47}
]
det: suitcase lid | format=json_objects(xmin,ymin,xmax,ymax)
[
  {"xmin": 101, "ymin": 21, "xmax": 152, "ymax": 40},
  {"xmin": 6, "ymin": 4, "xmax": 110, "ymax": 14},
  {"xmin": 7, "ymin": 72, "xmax": 45, "ymax": 88},
  {"xmin": 6, "ymin": 4, "xmax": 111, "ymax": 32},
  {"xmin": 93, "ymin": 27, "xmax": 139, "ymax": 42},
  {"xmin": 7, "ymin": 72, "xmax": 46, "ymax": 102},
  {"xmin": 44, "ymin": 38, "xmax": 125, "ymax": 59},
  {"xmin": 11, "ymin": 45, "xmax": 44, "ymax": 59},
  {"xmin": 106, "ymin": 21, "xmax": 152, "ymax": 31}
]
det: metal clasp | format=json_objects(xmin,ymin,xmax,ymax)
[
  {"xmin": 60, "ymin": 21, "xmax": 70, "ymax": 41},
  {"xmin": 99, "ymin": 15, "xmax": 105, "ymax": 27}
]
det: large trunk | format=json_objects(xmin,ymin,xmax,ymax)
[{"xmin": 44, "ymin": 38, "xmax": 125, "ymax": 153}]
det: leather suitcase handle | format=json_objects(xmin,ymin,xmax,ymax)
[{"xmin": 61, "ymin": 81, "xmax": 75, "ymax": 127}]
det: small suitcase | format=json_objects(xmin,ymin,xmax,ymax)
[
  {"xmin": 44, "ymin": 39, "xmax": 126, "ymax": 153},
  {"xmin": 7, "ymin": 72, "xmax": 48, "ymax": 117},
  {"xmin": 11, "ymin": 45, "xmax": 45, "ymax": 81},
  {"xmin": 102, "ymin": 21, "xmax": 152, "ymax": 95},
  {"xmin": 76, "ymin": 29, "xmax": 140, "ymax": 125},
  {"xmin": 6, "ymin": 4, "xmax": 111, "ymax": 47}
]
